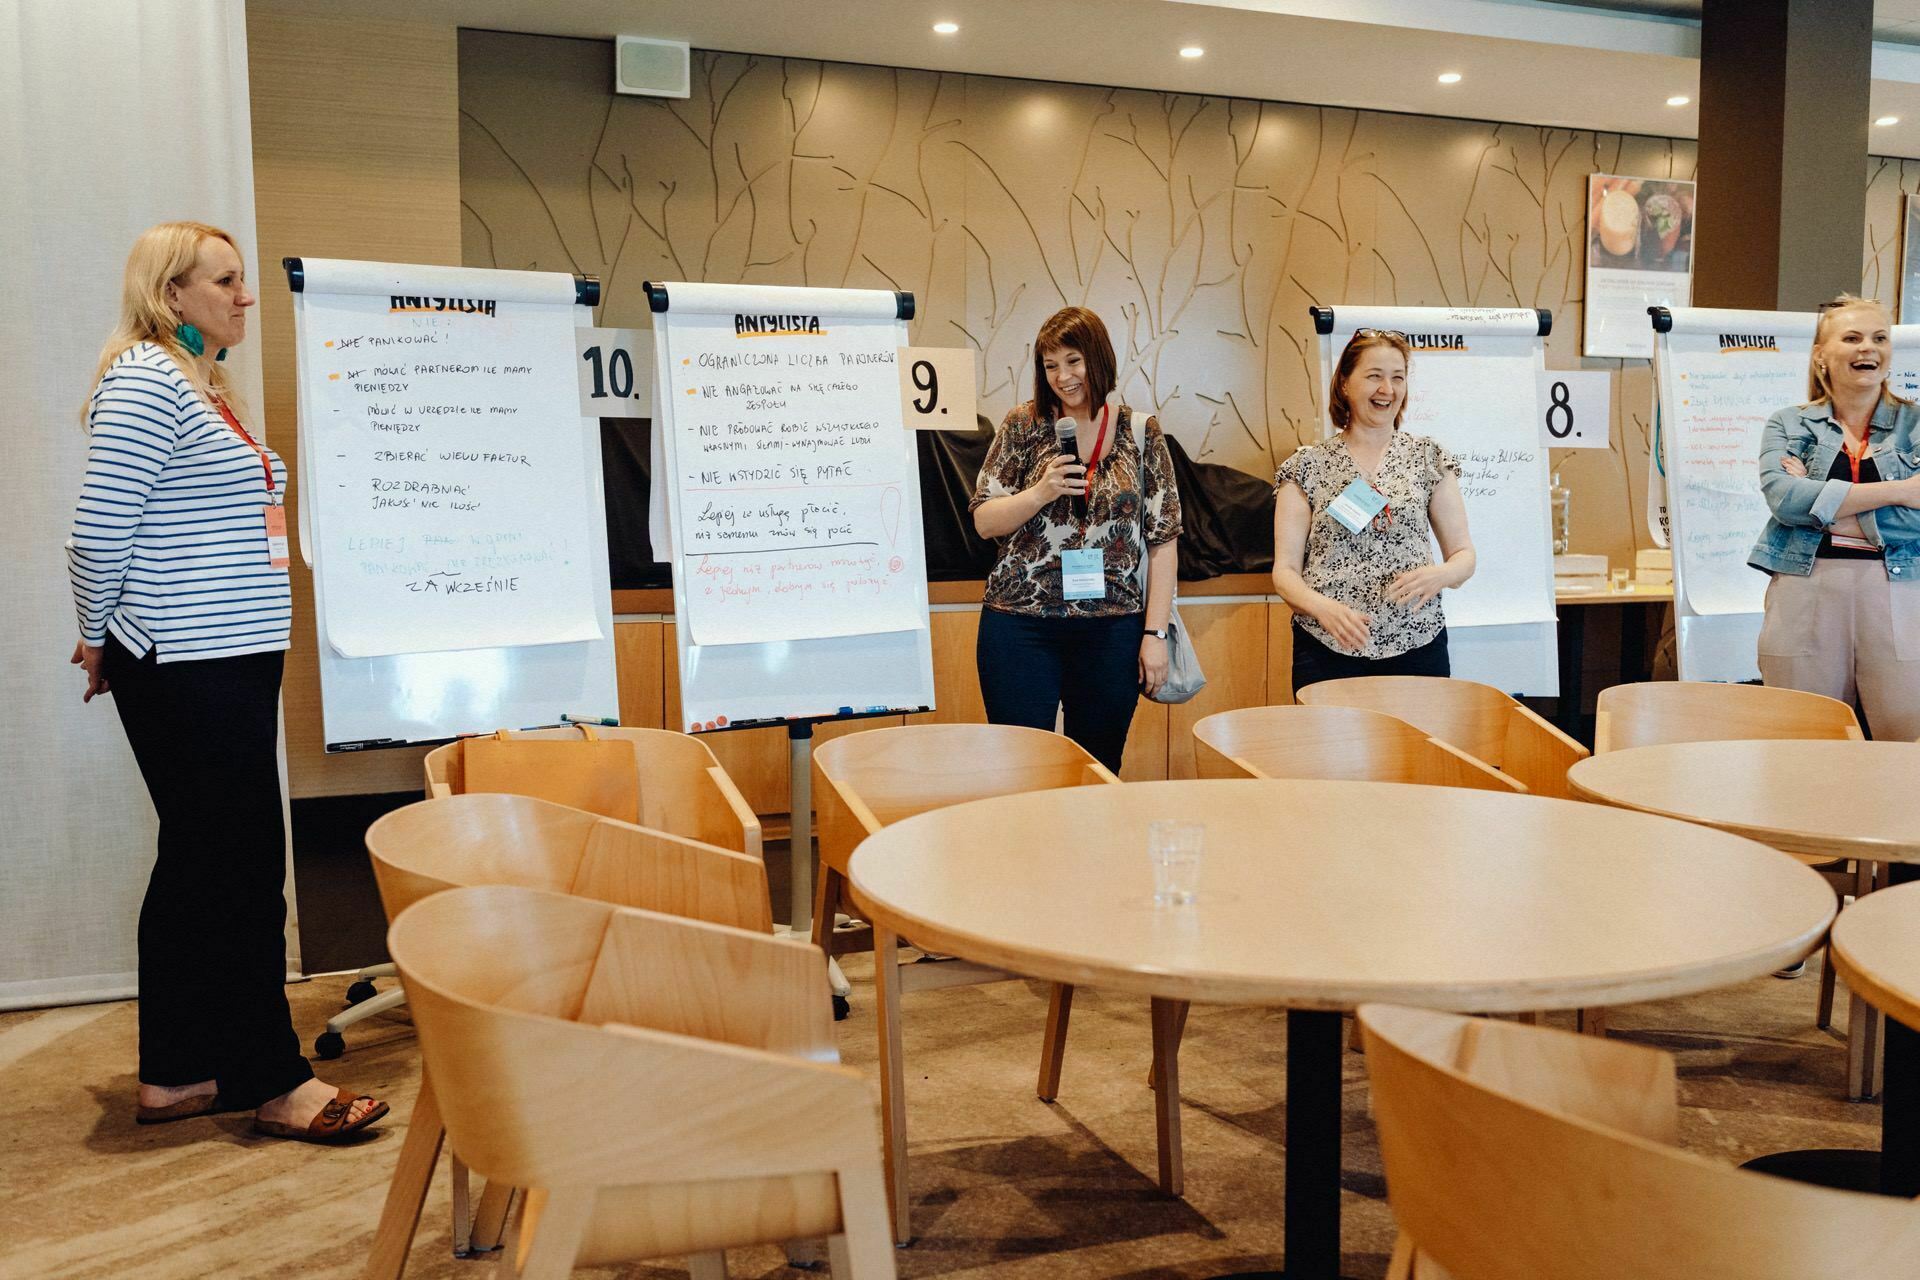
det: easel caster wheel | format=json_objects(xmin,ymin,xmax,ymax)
[
  {"xmin": 346, "ymin": 980, "xmax": 379, "ymax": 1005},
  {"xmin": 832, "ymin": 994, "xmax": 851, "ymax": 1021},
  {"xmin": 313, "ymin": 1031, "xmax": 346, "ymax": 1060}
]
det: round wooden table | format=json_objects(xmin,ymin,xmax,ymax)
[
  {"xmin": 1566, "ymin": 740, "xmax": 1920, "ymax": 868},
  {"xmin": 1832, "ymin": 881, "xmax": 1920, "ymax": 1197},
  {"xmin": 848, "ymin": 779, "xmax": 1836, "ymax": 1280}
]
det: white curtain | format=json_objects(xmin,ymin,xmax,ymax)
[{"xmin": 0, "ymin": 0, "xmax": 297, "ymax": 1009}]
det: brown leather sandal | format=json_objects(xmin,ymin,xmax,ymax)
[
  {"xmin": 251, "ymin": 1088, "xmax": 389, "ymax": 1144},
  {"xmin": 136, "ymin": 1091, "xmax": 234, "ymax": 1125}
]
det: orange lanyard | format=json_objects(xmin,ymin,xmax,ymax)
[
  {"xmin": 1843, "ymin": 429, "xmax": 1873, "ymax": 483},
  {"xmin": 213, "ymin": 397, "xmax": 277, "ymax": 499}
]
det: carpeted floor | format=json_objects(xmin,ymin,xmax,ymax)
[{"xmin": 1, "ymin": 944, "xmax": 1887, "ymax": 1279}]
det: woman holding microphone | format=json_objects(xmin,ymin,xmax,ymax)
[
  {"xmin": 969, "ymin": 306, "xmax": 1182, "ymax": 773},
  {"xmin": 68, "ymin": 221, "xmax": 386, "ymax": 1142},
  {"xmin": 1752, "ymin": 293, "xmax": 1920, "ymax": 739},
  {"xmin": 1271, "ymin": 329, "xmax": 1476, "ymax": 690}
]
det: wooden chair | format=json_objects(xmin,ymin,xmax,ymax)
[
  {"xmin": 328, "ymin": 728, "xmax": 762, "ymax": 1057},
  {"xmin": 1192, "ymin": 704, "xmax": 1527, "ymax": 792},
  {"xmin": 809, "ymin": 723, "xmax": 1177, "ymax": 1239},
  {"xmin": 1591, "ymin": 681, "xmax": 1874, "ymax": 1087},
  {"xmin": 363, "ymin": 793, "xmax": 772, "ymax": 1278},
  {"xmin": 425, "ymin": 726, "xmax": 763, "ymax": 858},
  {"xmin": 1358, "ymin": 1003, "xmax": 1920, "ymax": 1279},
  {"xmin": 1294, "ymin": 675, "xmax": 1589, "ymax": 798},
  {"xmin": 387, "ymin": 884, "xmax": 895, "ymax": 1280},
  {"xmin": 1593, "ymin": 679, "xmax": 1865, "ymax": 753}
]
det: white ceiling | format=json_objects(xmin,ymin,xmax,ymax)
[{"xmin": 285, "ymin": 0, "xmax": 1920, "ymax": 158}]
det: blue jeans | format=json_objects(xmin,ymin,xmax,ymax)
[{"xmin": 976, "ymin": 608, "xmax": 1144, "ymax": 773}]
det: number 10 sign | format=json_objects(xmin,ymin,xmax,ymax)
[{"xmin": 897, "ymin": 346, "xmax": 979, "ymax": 431}]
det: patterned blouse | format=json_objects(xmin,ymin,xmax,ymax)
[
  {"xmin": 1275, "ymin": 431, "xmax": 1462, "ymax": 659},
  {"xmin": 969, "ymin": 400, "xmax": 1182, "ymax": 618}
]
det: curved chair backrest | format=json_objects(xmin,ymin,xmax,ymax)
[
  {"xmin": 1297, "ymin": 675, "xmax": 1514, "ymax": 765},
  {"xmin": 813, "ymin": 724, "xmax": 1119, "ymax": 873},
  {"xmin": 389, "ymin": 884, "xmax": 866, "ymax": 1193},
  {"xmin": 1594, "ymin": 681, "xmax": 1864, "ymax": 753},
  {"xmin": 424, "ymin": 726, "xmax": 761, "ymax": 858},
  {"xmin": 1359, "ymin": 1003, "xmax": 1920, "ymax": 1279},
  {"xmin": 366, "ymin": 792, "xmax": 770, "ymax": 933},
  {"xmin": 1193, "ymin": 705, "xmax": 1523, "ymax": 792}
]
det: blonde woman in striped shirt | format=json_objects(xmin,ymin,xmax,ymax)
[{"xmin": 68, "ymin": 222, "xmax": 385, "ymax": 1143}]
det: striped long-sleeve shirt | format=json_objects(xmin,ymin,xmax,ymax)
[{"xmin": 68, "ymin": 343, "xmax": 291, "ymax": 662}]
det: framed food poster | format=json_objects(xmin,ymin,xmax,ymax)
[{"xmin": 1584, "ymin": 174, "xmax": 1695, "ymax": 359}]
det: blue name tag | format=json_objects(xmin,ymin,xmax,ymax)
[
  {"xmin": 1062, "ymin": 548, "xmax": 1106, "ymax": 600},
  {"xmin": 1327, "ymin": 476, "xmax": 1388, "ymax": 534}
]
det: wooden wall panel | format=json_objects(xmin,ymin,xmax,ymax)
[
  {"xmin": 1120, "ymin": 699, "xmax": 1172, "ymax": 781},
  {"xmin": 1168, "ymin": 602, "xmax": 1270, "ymax": 780},
  {"xmin": 613, "ymin": 622, "xmax": 666, "ymax": 730},
  {"xmin": 249, "ymin": 8, "xmax": 462, "ymax": 796},
  {"xmin": 1266, "ymin": 603, "xmax": 1297, "ymax": 707},
  {"xmin": 913, "ymin": 609, "xmax": 985, "ymax": 725}
]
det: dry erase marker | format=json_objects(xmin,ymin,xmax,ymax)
[{"xmin": 560, "ymin": 714, "xmax": 618, "ymax": 726}]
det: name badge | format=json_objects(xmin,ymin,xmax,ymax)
[
  {"xmin": 1327, "ymin": 477, "xmax": 1388, "ymax": 534},
  {"xmin": 264, "ymin": 505, "xmax": 290, "ymax": 569},
  {"xmin": 1062, "ymin": 547, "xmax": 1106, "ymax": 601}
]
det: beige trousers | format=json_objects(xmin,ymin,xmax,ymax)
[{"xmin": 1758, "ymin": 557, "xmax": 1920, "ymax": 741}]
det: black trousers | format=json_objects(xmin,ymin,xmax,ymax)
[
  {"xmin": 1292, "ymin": 623, "xmax": 1451, "ymax": 693},
  {"xmin": 102, "ymin": 637, "xmax": 312, "ymax": 1108},
  {"xmin": 976, "ymin": 607, "xmax": 1144, "ymax": 774}
]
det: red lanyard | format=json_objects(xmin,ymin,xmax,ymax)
[
  {"xmin": 1844, "ymin": 429, "xmax": 1873, "ymax": 483},
  {"xmin": 213, "ymin": 397, "xmax": 277, "ymax": 497},
  {"xmin": 1076, "ymin": 405, "xmax": 1113, "ymax": 536}
]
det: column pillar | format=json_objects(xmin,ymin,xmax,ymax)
[{"xmin": 1694, "ymin": 0, "xmax": 1873, "ymax": 310}]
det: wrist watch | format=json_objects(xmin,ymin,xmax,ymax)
[{"xmin": 1145, "ymin": 628, "xmax": 1170, "ymax": 640}]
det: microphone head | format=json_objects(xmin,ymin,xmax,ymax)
[{"xmin": 1054, "ymin": 416, "xmax": 1078, "ymax": 449}]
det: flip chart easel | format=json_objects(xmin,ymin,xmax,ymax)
[
  {"xmin": 285, "ymin": 257, "xmax": 618, "ymax": 748},
  {"xmin": 1311, "ymin": 305, "xmax": 1561, "ymax": 695},
  {"xmin": 1649, "ymin": 305, "xmax": 1817, "ymax": 682},
  {"xmin": 645, "ymin": 279, "xmax": 936, "ymax": 937}
]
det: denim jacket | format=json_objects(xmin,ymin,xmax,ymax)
[{"xmin": 1747, "ymin": 397, "xmax": 1920, "ymax": 580}]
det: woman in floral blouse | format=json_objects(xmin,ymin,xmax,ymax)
[
  {"xmin": 1272, "ymin": 329, "xmax": 1476, "ymax": 691},
  {"xmin": 968, "ymin": 307, "xmax": 1182, "ymax": 771}
]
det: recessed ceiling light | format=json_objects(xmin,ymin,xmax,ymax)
[
  {"xmin": 1877, "ymin": 115, "xmax": 1900, "ymax": 127},
  {"xmin": 932, "ymin": 21, "xmax": 958, "ymax": 34},
  {"xmin": 1437, "ymin": 72, "xmax": 1463, "ymax": 84},
  {"xmin": 1666, "ymin": 95, "xmax": 1690, "ymax": 107},
  {"xmin": 1179, "ymin": 46, "xmax": 1204, "ymax": 58}
]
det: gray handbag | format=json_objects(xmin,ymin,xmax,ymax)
[{"xmin": 1126, "ymin": 405, "xmax": 1206, "ymax": 705}]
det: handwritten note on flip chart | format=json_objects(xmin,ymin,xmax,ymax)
[
  {"xmin": 1659, "ymin": 321, "xmax": 1810, "ymax": 615},
  {"xmin": 662, "ymin": 312, "xmax": 927, "ymax": 646},
  {"xmin": 299, "ymin": 287, "xmax": 604, "ymax": 657}
]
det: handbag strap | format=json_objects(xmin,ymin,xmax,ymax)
[{"xmin": 1126, "ymin": 403, "xmax": 1173, "ymax": 604}]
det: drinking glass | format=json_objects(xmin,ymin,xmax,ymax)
[{"xmin": 1149, "ymin": 820, "xmax": 1204, "ymax": 906}]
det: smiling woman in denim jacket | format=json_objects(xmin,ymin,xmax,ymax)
[{"xmin": 1750, "ymin": 293, "xmax": 1920, "ymax": 739}]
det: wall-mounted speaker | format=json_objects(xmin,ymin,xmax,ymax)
[{"xmin": 615, "ymin": 36, "xmax": 690, "ymax": 98}]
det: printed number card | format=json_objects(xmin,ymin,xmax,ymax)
[{"xmin": 897, "ymin": 347, "xmax": 979, "ymax": 430}]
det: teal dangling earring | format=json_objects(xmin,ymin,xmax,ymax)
[{"xmin": 176, "ymin": 322, "xmax": 206, "ymax": 358}]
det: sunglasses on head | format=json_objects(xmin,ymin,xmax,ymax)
[{"xmin": 1353, "ymin": 328, "xmax": 1409, "ymax": 341}]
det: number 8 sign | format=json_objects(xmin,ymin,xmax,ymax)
[{"xmin": 1538, "ymin": 369, "xmax": 1611, "ymax": 450}]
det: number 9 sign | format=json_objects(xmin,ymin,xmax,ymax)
[{"xmin": 897, "ymin": 347, "xmax": 978, "ymax": 431}]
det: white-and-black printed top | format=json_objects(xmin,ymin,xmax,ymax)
[{"xmin": 1275, "ymin": 431, "xmax": 1461, "ymax": 659}]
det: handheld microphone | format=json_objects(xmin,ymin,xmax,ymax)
[{"xmin": 1054, "ymin": 416, "xmax": 1085, "ymax": 520}]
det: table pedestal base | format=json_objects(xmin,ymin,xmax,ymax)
[
  {"xmin": 1209, "ymin": 1009, "xmax": 1363, "ymax": 1280},
  {"xmin": 1740, "ymin": 1147, "xmax": 1885, "ymax": 1193}
]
